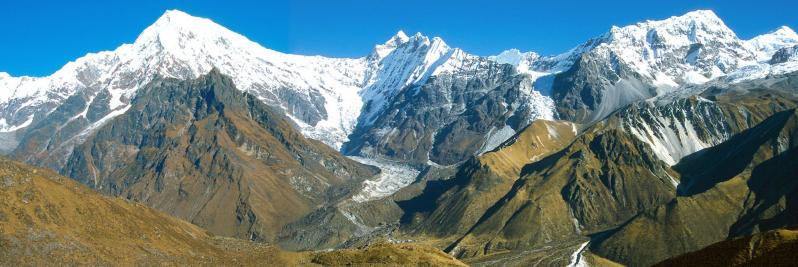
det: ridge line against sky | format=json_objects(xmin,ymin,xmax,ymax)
[{"xmin": 1, "ymin": 0, "xmax": 797, "ymax": 76}]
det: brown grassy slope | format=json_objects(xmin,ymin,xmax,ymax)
[
  {"xmin": 0, "ymin": 157, "xmax": 291, "ymax": 266},
  {"xmin": 480, "ymin": 120, "xmax": 578, "ymax": 180},
  {"xmin": 311, "ymin": 242, "xmax": 467, "ymax": 267},
  {"xmin": 447, "ymin": 121, "xmax": 678, "ymax": 258},
  {"xmin": 399, "ymin": 120, "xmax": 578, "ymax": 240},
  {"xmin": 654, "ymin": 225, "xmax": 798, "ymax": 266},
  {"xmin": 0, "ymin": 157, "xmax": 465, "ymax": 266}
]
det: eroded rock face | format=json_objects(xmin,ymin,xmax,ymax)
[
  {"xmin": 344, "ymin": 63, "xmax": 554, "ymax": 166},
  {"xmin": 552, "ymin": 49, "xmax": 658, "ymax": 124},
  {"xmin": 770, "ymin": 45, "xmax": 798, "ymax": 64},
  {"xmin": 60, "ymin": 70, "xmax": 378, "ymax": 241}
]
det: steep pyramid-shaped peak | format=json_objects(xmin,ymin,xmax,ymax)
[
  {"xmin": 373, "ymin": 30, "xmax": 412, "ymax": 58},
  {"xmin": 392, "ymin": 30, "xmax": 410, "ymax": 43},
  {"xmin": 133, "ymin": 9, "xmax": 270, "ymax": 56},
  {"xmin": 154, "ymin": 9, "xmax": 202, "ymax": 25}
]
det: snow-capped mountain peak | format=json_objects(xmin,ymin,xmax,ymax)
[
  {"xmin": 0, "ymin": 9, "xmax": 371, "ymax": 151},
  {"xmin": 746, "ymin": 26, "xmax": 798, "ymax": 61},
  {"xmin": 0, "ymin": 12, "xmax": 507, "ymax": 153},
  {"xmin": 373, "ymin": 30, "xmax": 411, "ymax": 59},
  {"xmin": 360, "ymin": 31, "xmax": 464, "ymax": 124},
  {"xmin": 612, "ymin": 9, "xmax": 737, "ymax": 42},
  {"xmin": 772, "ymin": 26, "xmax": 798, "ymax": 37},
  {"xmin": 3, "ymin": 8, "xmax": 793, "ymax": 159},
  {"xmin": 394, "ymin": 30, "xmax": 410, "ymax": 41},
  {"xmin": 581, "ymin": 9, "xmax": 757, "ymax": 86}
]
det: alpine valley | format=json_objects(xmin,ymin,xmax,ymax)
[{"xmin": 2, "ymin": 8, "xmax": 798, "ymax": 266}]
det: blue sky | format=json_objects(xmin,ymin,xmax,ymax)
[{"xmin": 1, "ymin": 0, "xmax": 796, "ymax": 76}]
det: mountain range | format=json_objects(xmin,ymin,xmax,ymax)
[{"xmin": 2, "ymin": 8, "xmax": 798, "ymax": 266}]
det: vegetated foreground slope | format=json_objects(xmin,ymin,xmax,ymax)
[
  {"xmin": 0, "ymin": 156, "xmax": 466, "ymax": 266},
  {"xmin": 60, "ymin": 69, "xmax": 378, "ymax": 242},
  {"xmin": 0, "ymin": 156, "xmax": 290, "ymax": 265},
  {"xmin": 654, "ymin": 225, "xmax": 798, "ymax": 266}
]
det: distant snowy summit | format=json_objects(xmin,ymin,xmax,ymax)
[
  {"xmin": 1, "ymin": 9, "xmax": 796, "ymax": 154},
  {"xmin": 493, "ymin": 10, "xmax": 798, "ymax": 86}
]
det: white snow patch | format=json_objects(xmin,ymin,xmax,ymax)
[
  {"xmin": 0, "ymin": 115, "xmax": 34, "ymax": 132},
  {"xmin": 79, "ymin": 105, "xmax": 132, "ymax": 138},
  {"xmin": 665, "ymin": 170, "xmax": 680, "ymax": 188},
  {"xmin": 567, "ymin": 241, "xmax": 590, "ymax": 267},
  {"xmin": 624, "ymin": 103, "xmax": 727, "ymax": 165}
]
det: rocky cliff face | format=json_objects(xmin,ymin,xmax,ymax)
[
  {"xmin": 344, "ymin": 63, "xmax": 554, "ymax": 166},
  {"xmin": 771, "ymin": 45, "xmax": 798, "ymax": 64},
  {"xmin": 620, "ymin": 72, "xmax": 798, "ymax": 165},
  {"xmin": 60, "ymin": 70, "xmax": 378, "ymax": 241}
]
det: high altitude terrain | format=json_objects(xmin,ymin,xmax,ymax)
[{"xmin": 1, "ymin": 8, "xmax": 798, "ymax": 266}]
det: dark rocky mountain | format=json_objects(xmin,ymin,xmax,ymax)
[
  {"xmin": 771, "ymin": 45, "xmax": 798, "ymax": 64},
  {"xmin": 343, "ymin": 63, "xmax": 553, "ymax": 166},
  {"xmin": 10, "ymin": 87, "xmax": 115, "ymax": 170},
  {"xmin": 59, "ymin": 69, "xmax": 378, "ymax": 242}
]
